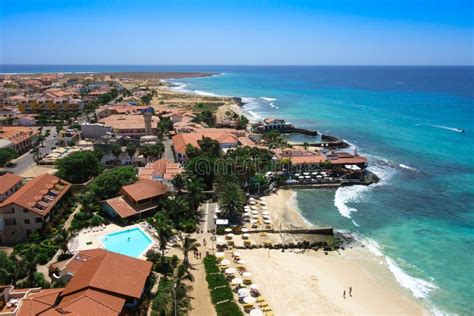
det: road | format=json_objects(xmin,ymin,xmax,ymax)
[
  {"xmin": 199, "ymin": 201, "xmax": 217, "ymax": 233},
  {"xmin": 4, "ymin": 127, "xmax": 57, "ymax": 175}
]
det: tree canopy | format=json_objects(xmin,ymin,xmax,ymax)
[
  {"xmin": 56, "ymin": 150, "xmax": 102, "ymax": 183},
  {"xmin": 88, "ymin": 166, "xmax": 137, "ymax": 201},
  {"xmin": 0, "ymin": 148, "xmax": 17, "ymax": 167}
]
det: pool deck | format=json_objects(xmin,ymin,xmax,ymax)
[{"xmin": 69, "ymin": 222, "xmax": 159, "ymax": 260}]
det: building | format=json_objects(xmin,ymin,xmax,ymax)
[
  {"xmin": 0, "ymin": 126, "xmax": 38, "ymax": 153},
  {"xmin": 255, "ymin": 118, "xmax": 292, "ymax": 131},
  {"xmin": 0, "ymin": 173, "xmax": 23, "ymax": 202},
  {"xmin": 273, "ymin": 147, "xmax": 326, "ymax": 165},
  {"xmin": 103, "ymin": 179, "xmax": 167, "ymax": 219},
  {"xmin": 0, "ymin": 139, "xmax": 14, "ymax": 150},
  {"xmin": 17, "ymin": 96, "xmax": 84, "ymax": 114},
  {"xmin": 98, "ymin": 114, "xmax": 160, "ymax": 138},
  {"xmin": 0, "ymin": 173, "xmax": 71, "ymax": 244},
  {"xmin": 172, "ymin": 131, "xmax": 239, "ymax": 163},
  {"xmin": 80, "ymin": 122, "xmax": 114, "ymax": 139},
  {"xmin": 4, "ymin": 249, "xmax": 152, "ymax": 315},
  {"xmin": 96, "ymin": 104, "xmax": 152, "ymax": 120},
  {"xmin": 56, "ymin": 129, "xmax": 80, "ymax": 147},
  {"xmin": 138, "ymin": 158, "xmax": 183, "ymax": 190},
  {"xmin": 324, "ymin": 152, "xmax": 368, "ymax": 168}
]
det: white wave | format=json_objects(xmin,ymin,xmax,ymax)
[
  {"xmin": 194, "ymin": 90, "xmax": 217, "ymax": 96},
  {"xmin": 363, "ymin": 238, "xmax": 437, "ymax": 300},
  {"xmin": 261, "ymin": 97, "xmax": 276, "ymax": 101},
  {"xmin": 432, "ymin": 125, "xmax": 465, "ymax": 133},
  {"xmin": 399, "ymin": 164, "xmax": 419, "ymax": 172},
  {"xmin": 270, "ymin": 102, "xmax": 275, "ymax": 108},
  {"xmin": 334, "ymin": 185, "xmax": 370, "ymax": 219}
]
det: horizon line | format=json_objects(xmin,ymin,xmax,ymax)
[{"xmin": 1, "ymin": 64, "xmax": 473, "ymax": 67}]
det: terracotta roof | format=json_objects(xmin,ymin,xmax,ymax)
[
  {"xmin": 0, "ymin": 173, "xmax": 71, "ymax": 217},
  {"xmin": 60, "ymin": 249, "xmax": 109, "ymax": 275},
  {"xmin": 99, "ymin": 114, "xmax": 160, "ymax": 130},
  {"xmin": 274, "ymin": 148, "xmax": 325, "ymax": 165},
  {"xmin": 325, "ymin": 152, "xmax": 367, "ymax": 165},
  {"xmin": 52, "ymin": 288, "xmax": 125, "ymax": 315},
  {"xmin": 0, "ymin": 173, "xmax": 23, "ymax": 195},
  {"xmin": 172, "ymin": 131, "xmax": 239, "ymax": 155},
  {"xmin": 60, "ymin": 249, "xmax": 152, "ymax": 299},
  {"xmin": 16, "ymin": 288, "xmax": 64, "ymax": 316},
  {"xmin": 121, "ymin": 179, "xmax": 167, "ymax": 202},
  {"xmin": 104, "ymin": 196, "xmax": 138, "ymax": 218},
  {"xmin": 0, "ymin": 126, "xmax": 37, "ymax": 145},
  {"xmin": 138, "ymin": 158, "xmax": 182, "ymax": 181},
  {"xmin": 238, "ymin": 136, "xmax": 257, "ymax": 148}
]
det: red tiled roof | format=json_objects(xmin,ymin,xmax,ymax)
[
  {"xmin": 138, "ymin": 158, "xmax": 182, "ymax": 181},
  {"xmin": 53, "ymin": 288, "xmax": 125, "ymax": 315},
  {"xmin": 16, "ymin": 288, "xmax": 64, "ymax": 316},
  {"xmin": 0, "ymin": 126, "xmax": 37, "ymax": 145},
  {"xmin": 172, "ymin": 131, "xmax": 238, "ymax": 155},
  {"xmin": 0, "ymin": 173, "xmax": 23, "ymax": 195},
  {"xmin": 325, "ymin": 152, "xmax": 367, "ymax": 165},
  {"xmin": 60, "ymin": 249, "xmax": 152, "ymax": 299},
  {"xmin": 0, "ymin": 173, "xmax": 71, "ymax": 217},
  {"xmin": 104, "ymin": 196, "xmax": 138, "ymax": 218},
  {"xmin": 274, "ymin": 148, "xmax": 325, "ymax": 165},
  {"xmin": 121, "ymin": 179, "xmax": 167, "ymax": 202}
]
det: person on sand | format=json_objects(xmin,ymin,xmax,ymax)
[
  {"xmin": 349, "ymin": 286, "xmax": 352, "ymax": 297},
  {"xmin": 343, "ymin": 290, "xmax": 346, "ymax": 299}
]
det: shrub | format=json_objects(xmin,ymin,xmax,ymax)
[
  {"xmin": 215, "ymin": 301, "xmax": 243, "ymax": 316},
  {"xmin": 210, "ymin": 286, "xmax": 233, "ymax": 304},
  {"xmin": 206, "ymin": 273, "xmax": 228, "ymax": 289},
  {"xmin": 204, "ymin": 256, "xmax": 219, "ymax": 273}
]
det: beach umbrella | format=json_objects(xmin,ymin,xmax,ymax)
[
  {"xmin": 238, "ymin": 288, "xmax": 250, "ymax": 297},
  {"xmin": 303, "ymin": 172, "xmax": 310, "ymax": 176},
  {"xmin": 244, "ymin": 296, "xmax": 256, "ymax": 304},
  {"xmin": 259, "ymin": 201, "xmax": 266, "ymax": 206},
  {"xmin": 226, "ymin": 233, "xmax": 235, "ymax": 239},
  {"xmin": 250, "ymin": 201, "xmax": 256, "ymax": 205},
  {"xmin": 251, "ymin": 206, "xmax": 258, "ymax": 210},
  {"xmin": 231, "ymin": 278, "xmax": 243, "ymax": 285},
  {"xmin": 216, "ymin": 252, "xmax": 225, "ymax": 259},
  {"xmin": 242, "ymin": 233, "xmax": 250, "ymax": 239},
  {"xmin": 250, "ymin": 309, "xmax": 263, "ymax": 316},
  {"xmin": 263, "ymin": 219, "xmax": 271, "ymax": 224},
  {"xmin": 241, "ymin": 228, "xmax": 249, "ymax": 233},
  {"xmin": 237, "ymin": 259, "xmax": 246, "ymax": 265},
  {"xmin": 220, "ymin": 259, "xmax": 231, "ymax": 266},
  {"xmin": 249, "ymin": 197, "xmax": 255, "ymax": 201},
  {"xmin": 250, "ymin": 284, "xmax": 259, "ymax": 291},
  {"xmin": 251, "ymin": 210, "xmax": 259, "ymax": 215},
  {"xmin": 216, "ymin": 238, "xmax": 226, "ymax": 246},
  {"xmin": 243, "ymin": 212, "xmax": 251, "ymax": 217},
  {"xmin": 233, "ymin": 252, "xmax": 241, "ymax": 258},
  {"xmin": 317, "ymin": 175, "xmax": 322, "ymax": 178},
  {"xmin": 305, "ymin": 176, "xmax": 311, "ymax": 179},
  {"xmin": 312, "ymin": 172, "xmax": 318, "ymax": 175},
  {"xmin": 262, "ymin": 211, "xmax": 269, "ymax": 215},
  {"xmin": 225, "ymin": 268, "xmax": 236, "ymax": 275},
  {"xmin": 225, "ymin": 228, "xmax": 232, "ymax": 233},
  {"xmin": 242, "ymin": 272, "xmax": 252, "ymax": 278},
  {"xmin": 294, "ymin": 173, "xmax": 300, "ymax": 177},
  {"xmin": 261, "ymin": 206, "xmax": 268, "ymax": 210}
]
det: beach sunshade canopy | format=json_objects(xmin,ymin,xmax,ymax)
[
  {"xmin": 250, "ymin": 308, "xmax": 264, "ymax": 316},
  {"xmin": 252, "ymin": 210, "xmax": 259, "ymax": 215},
  {"xmin": 294, "ymin": 173, "xmax": 300, "ymax": 176},
  {"xmin": 251, "ymin": 206, "xmax": 258, "ymax": 210},
  {"xmin": 312, "ymin": 172, "xmax": 318, "ymax": 175},
  {"xmin": 226, "ymin": 233, "xmax": 235, "ymax": 238},
  {"xmin": 261, "ymin": 206, "xmax": 268, "ymax": 210},
  {"xmin": 231, "ymin": 278, "xmax": 243, "ymax": 285},
  {"xmin": 262, "ymin": 211, "xmax": 269, "ymax": 215},
  {"xmin": 262, "ymin": 215, "xmax": 270, "ymax": 219},
  {"xmin": 220, "ymin": 259, "xmax": 231, "ymax": 266},
  {"xmin": 242, "ymin": 272, "xmax": 252, "ymax": 278},
  {"xmin": 225, "ymin": 228, "xmax": 232, "ymax": 233},
  {"xmin": 242, "ymin": 233, "xmax": 250, "ymax": 239},
  {"xmin": 244, "ymin": 296, "xmax": 257, "ymax": 304},
  {"xmin": 260, "ymin": 201, "xmax": 266, "ymax": 206},
  {"xmin": 233, "ymin": 251, "xmax": 241, "ymax": 257},
  {"xmin": 317, "ymin": 175, "xmax": 322, "ymax": 178},
  {"xmin": 241, "ymin": 228, "xmax": 249, "ymax": 233},
  {"xmin": 249, "ymin": 197, "xmax": 255, "ymax": 201},
  {"xmin": 225, "ymin": 268, "xmax": 236, "ymax": 275},
  {"xmin": 216, "ymin": 238, "xmax": 226, "ymax": 246},
  {"xmin": 237, "ymin": 259, "xmax": 246, "ymax": 264},
  {"xmin": 216, "ymin": 252, "xmax": 225, "ymax": 258},
  {"xmin": 250, "ymin": 284, "xmax": 259, "ymax": 290},
  {"xmin": 303, "ymin": 172, "xmax": 310, "ymax": 176},
  {"xmin": 263, "ymin": 219, "xmax": 271, "ymax": 224},
  {"xmin": 305, "ymin": 176, "xmax": 311, "ymax": 178},
  {"xmin": 250, "ymin": 201, "xmax": 256, "ymax": 205},
  {"xmin": 238, "ymin": 288, "xmax": 250, "ymax": 297}
]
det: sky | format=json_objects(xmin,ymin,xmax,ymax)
[{"xmin": 0, "ymin": 0, "xmax": 473, "ymax": 65}]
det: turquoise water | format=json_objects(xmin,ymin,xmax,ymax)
[
  {"xmin": 101, "ymin": 227, "xmax": 153, "ymax": 258},
  {"xmin": 3, "ymin": 65, "xmax": 473, "ymax": 315},
  {"xmin": 166, "ymin": 67, "xmax": 473, "ymax": 315}
]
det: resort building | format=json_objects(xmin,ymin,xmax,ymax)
[
  {"xmin": 0, "ymin": 126, "xmax": 38, "ymax": 153},
  {"xmin": 0, "ymin": 173, "xmax": 71, "ymax": 245},
  {"xmin": 138, "ymin": 158, "xmax": 183, "ymax": 190},
  {"xmin": 16, "ymin": 96, "xmax": 84, "ymax": 114},
  {"xmin": 255, "ymin": 118, "xmax": 292, "ymax": 131},
  {"xmin": 0, "ymin": 139, "xmax": 14, "ymax": 150},
  {"xmin": 324, "ymin": 152, "xmax": 368, "ymax": 168},
  {"xmin": 0, "ymin": 173, "xmax": 23, "ymax": 202},
  {"xmin": 274, "ymin": 148, "xmax": 326, "ymax": 165},
  {"xmin": 103, "ymin": 179, "xmax": 168, "ymax": 220},
  {"xmin": 80, "ymin": 122, "xmax": 114, "ymax": 139},
  {"xmin": 98, "ymin": 113, "xmax": 160, "ymax": 138},
  {"xmin": 172, "ymin": 130, "xmax": 239, "ymax": 163},
  {"xmin": 4, "ymin": 249, "xmax": 152, "ymax": 315},
  {"xmin": 56, "ymin": 129, "xmax": 81, "ymax": 147},
  {"xmin": 95, "ymin": 104, "xmax": 153, "ymax": 120}
]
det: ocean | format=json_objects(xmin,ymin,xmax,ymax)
[{"xmin": 2, "ymin": 65, "xmax": 473, "ymax": 315}]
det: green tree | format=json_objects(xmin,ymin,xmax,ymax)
[
  {"xmin": 178, "ymin": 236, "xmax": 200, "ymax": 265},
  {"xmin": 111, "ymin": 144, "xmax": 122, "ymax": 163},
  {"xmin": 185, "ymin": 177, "xmax": 205, "ymax": 211},
  {"xmin": 171, "ymin": 174, "xmax": 186, "ymax": 193},
  {"xmin": 217, "ymin": 181, "xmax": 245, "ymax": 224},
  {"xmin": 125, "ymin": 144, "xmax": 137, "ymax": 162},
  {"xmin": 0, "ymin": 148, "xmax": 17, "ymax": 167},
  {"xmin": 197, "ymin": 137, "xmax": 220, "ymax": 157},
  {"xmin": 56, "ymin": 151, "xmax": 102, "ymax": 183},
  {"xmin": 54, "ymin": 228, "xmax": 70, "ymax": 254},
  {"xmin": 149, "ymin": 213, "xmax": 173, "ymax": 256},
  {"xmin": 88, "ymin": 166, "xmax": 137, "ymax": 201}
]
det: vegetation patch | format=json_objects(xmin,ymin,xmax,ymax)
[
  {"xmin": 215, "ymin": 301, "xmax": 244, "ymax": 316},
  {"xmin": 211, "ymin": 286, "xmax": 234, "ymax": 304}
]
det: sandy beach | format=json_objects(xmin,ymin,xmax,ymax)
[{"xmin": 250, "ymin": 189, "xmax": 429, "ymax": 315}]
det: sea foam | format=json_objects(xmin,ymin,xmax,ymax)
[{"xmin": 261, "ymin": 97, "xmax": 277, "ymax": 101}]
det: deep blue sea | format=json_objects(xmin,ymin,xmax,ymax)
[{"xmin": 2, "ymin": 65, "xmax": 473, "ymax": 315}]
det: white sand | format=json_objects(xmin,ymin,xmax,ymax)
[{"xmin": 249, "ymin": 189, "xmax": 429, "ymax": 315}]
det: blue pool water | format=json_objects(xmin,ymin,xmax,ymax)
[{"xmin": 101, "ymin": 228, "xmax": 153, "ymax": 258}]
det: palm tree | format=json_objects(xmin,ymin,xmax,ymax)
[
  {"xmin": 54, "ymin": 228, "xmax": 69, "ymax": 254},
  {"xmin": 111, "ymin": 144, "xmax": 122, "ymax": 164},
  {"xmin": 178, "ymin": 236, "xmax": 200, "ymax": 265},
  {"xmin": 185, "ymin": 177, "xmax": 204, "ymax": 211},
  {"xmin": 218, "ymin": 182, "xmax": 245, "ymax": 224},
  {"xmin": 150, "ymin": 213, "xmax": 173, "ymax": 256},
  {"xmin": 125, "ymin": 144, "xmax": 136, "ymax": 164}
]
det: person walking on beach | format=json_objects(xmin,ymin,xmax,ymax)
[
  {"xmin": 349, "ymin": 286, "xmax": 352, "ymax": 297},
  {"xmin": 343, "ymin": 290, "xmax": 346, "ymax": 299}
]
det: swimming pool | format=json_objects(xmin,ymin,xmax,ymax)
[{"xmin": 101, "ymin": 227, "xmax": 153, "ymax": 258}]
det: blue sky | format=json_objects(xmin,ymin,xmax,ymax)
[{"xmin": 0, "ymin": 0, "xmax": 473, "ymax": 65}]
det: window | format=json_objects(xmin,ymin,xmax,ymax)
[
  {"xmin": 23, "ymin": 208, "xmax": 28, "ymax": 213},
  {"xmin": 5, "ymin": 218, "xmax": 16, "ymax": 226},
  {"xmin": 26, "ymin": 229, "xmax": 31, "ymax": 237},
  {"xmin": 11, "ymin": 207, "xmax": 15, "ymax": 213},
  {"xmin": 35, "ymin": 217, "xmax": 42, "ymax": 223},
  {"xmin": 24, "ymin": 219, "xmax": 30, "ymax": 224}
]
